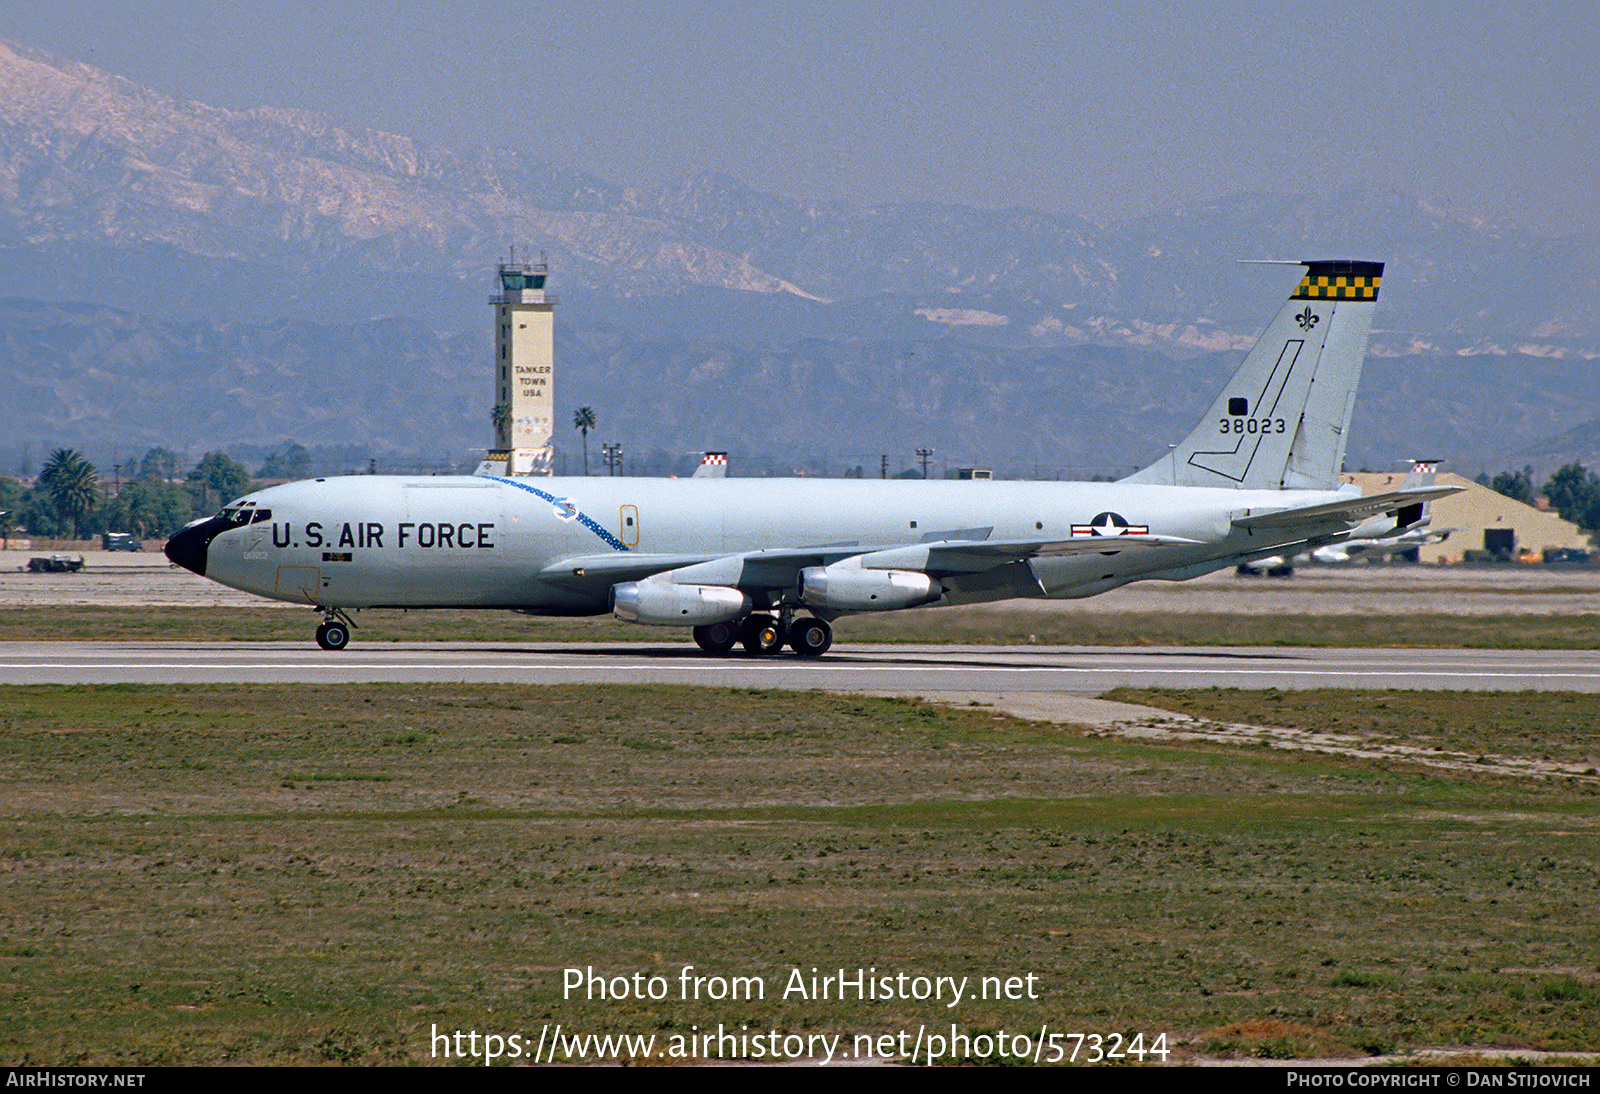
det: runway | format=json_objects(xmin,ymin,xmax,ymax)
[{"xmin": 6, "ymin": 640, "xmax": 1600, "ymax": 691}]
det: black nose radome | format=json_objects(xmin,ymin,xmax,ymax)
[{"xmin": 165, "ymin": 517, "xmax": 227, "ymax": 577}]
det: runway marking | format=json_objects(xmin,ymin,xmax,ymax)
[{"xmin": 8, "ymin": 662, "xmax": 1600, "ymax": 682}]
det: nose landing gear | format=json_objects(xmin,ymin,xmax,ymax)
[{"xmin": 314, "ymin": 606, "xmax": 356, "ymax": 651}]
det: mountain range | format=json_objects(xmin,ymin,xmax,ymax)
[{"xmin": 2, "ymin": 36, "xmax": 1597, "ymax": 479}]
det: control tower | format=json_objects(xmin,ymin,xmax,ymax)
[{"xmin": 488, "ymin": 255, "xmax": 558, "ymax": 475}]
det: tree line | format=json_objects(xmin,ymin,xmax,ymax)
[
  {"xmin": 0, "ymin": 447, "xmax": 264, "ymax": 543},
  {"xmin": 24, "ymin": 443, "xmax": 1592, "ymax": 545},
  {"xmin": 1477, "ymin": 463, "xmax": 1600, "ymax": 533}
]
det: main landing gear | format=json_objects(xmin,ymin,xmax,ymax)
[
  {"xmin": 786, "ymin": 615, "xmax": 833, "ymax": 657},
  {"xmin": 692, "ymin": 619, "xmax": 739, "ymax": 654},
  {"xmin": 314, "ymin": 606, "xmax": 356, "ymax": 651},
  {"xmin": 741, "ymin": 614, "xmax": 786, "ymax": 655},
  {"xmin": 693, "ymin": 614, "xmax": 833, "ymax": 658}
]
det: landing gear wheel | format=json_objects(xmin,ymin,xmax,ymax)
[
  {"xmin": 315, "ymin": 621, "xmax": 350, "ymax": 651},
  {"xmin": 740, "ymin": 614, "xmax": 786, "ymax": 655},
  {"xmin": 693, "ymin": 621, "xmax": 739, "ymax": 654},
  {"xmin": 788, "ymin": 616, "xmax": 833, "ymax": 658}
]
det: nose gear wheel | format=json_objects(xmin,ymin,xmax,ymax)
[{"xmin": 313, "ymin": 606, "xmax": 356, "ymax": 651}]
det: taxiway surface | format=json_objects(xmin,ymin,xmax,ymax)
[
  {"xmin": 7, "ymin": 640, "xmax": 1600, "ymax": 692},
  {"xmin": 8, "ymin": 550, "xmax": 1600, "ymax": 614}
]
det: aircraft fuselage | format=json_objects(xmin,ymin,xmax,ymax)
[{"xmin": 171, "ymin": 474, "xmax": 1348, "ymax": 614}]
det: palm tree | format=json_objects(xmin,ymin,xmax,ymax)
[
  {"xmin": 573, "ymin": 406, "xmax": 596, "ymax": 475},
  {"xmin": 40, "ymin": 448, "xmax": 98, "ymax": 540},
  {"xmin": 491, "ymin": 403, "xmax": 512, "ymax": 447}
]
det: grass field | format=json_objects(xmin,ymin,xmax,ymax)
[
  {"xmin": 5, "ymin": 604, "xmax": 1600, "ymax": 648},
  {"xmin": 3, "ymin": 682, "xmax": 1598, "ymax": 1065}
]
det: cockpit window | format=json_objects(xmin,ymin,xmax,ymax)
[{"xmin": 218, "ymin": 506, "xmax": 272, "ymax": 527}]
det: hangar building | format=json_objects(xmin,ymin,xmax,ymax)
[{"xmin": 1341, "ymin": 472, "xmax": 1591, "ymax": 563}]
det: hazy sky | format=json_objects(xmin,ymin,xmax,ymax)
[{"xmin": 7, "ymin": 0, "xmax": 1597, "ymax": 232}]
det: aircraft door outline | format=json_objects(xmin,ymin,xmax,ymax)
[{"xmin": 275, "ymin": 565, "xmax": 323, "ymax": 602}]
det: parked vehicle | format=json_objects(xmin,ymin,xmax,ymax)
[{"xmin": 28, "ymin": 554, "xmax": 85, "ymax": 573}]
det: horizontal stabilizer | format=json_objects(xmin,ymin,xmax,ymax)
[{"xmin": 1232, "ymin": 485, "xmax": 1461, "ymax": 530}]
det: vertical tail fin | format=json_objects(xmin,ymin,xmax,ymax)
[
  {"xmin": 1399, "ymin": 459, "xmax": 1437, "ymax": 489},
  {"xmin": 1123, "ymin": 260, "xmax": 1383, "ymax": 490},
  {"xmin": 692, "ymin": 452, "xmax": 729, "ymax": 478},
  {"xmin": 1394, "ymin": 459, "xmax": 1440, "ymax": 529}
]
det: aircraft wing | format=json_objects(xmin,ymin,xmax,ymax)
[
  {"xmin": 538, "ymin": 544, "xmax": 869, "ymax": 590},
  {"xmin": 1231, "ymin": 485, "xmax": 1461, "ymax": 530},
  {"xmin": 538, "ymin": 552, "xmax": 735, "ymax": 583},
  {"xmin": 541, "ymin": 532, "xmax": 1199, "ymax": 591},
  {"xmin": 853, "ymin": 533, "xmax": 1199, "ymax": 574}
]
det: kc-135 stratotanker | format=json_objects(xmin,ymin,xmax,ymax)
[{"xmin": 166, "ymin": 260, "xmax": 1455, "ymax": 655}]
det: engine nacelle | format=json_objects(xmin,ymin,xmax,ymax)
[
  {"xmin": 611, "ymin": 581, "xmax": 751, "ymax": 626},
  {"xmin": 799, "ymin": 563, "xmax": 942, "ymax": 612}
]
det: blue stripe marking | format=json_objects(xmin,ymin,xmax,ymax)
[{"xmin": 492, "ymin": 477, "xmax": 630, "ymax": 552}]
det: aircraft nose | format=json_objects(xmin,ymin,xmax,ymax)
[{"xmin": 165, "ymin": 518, "xmax": 219, "ymax": 576}]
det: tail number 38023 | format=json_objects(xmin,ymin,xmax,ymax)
[{"xmin": 1219, "ymin": 418, "xmax": 1287, "ymax": 434}]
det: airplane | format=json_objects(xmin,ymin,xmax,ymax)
[
  {"xmin": 1237, "ymin": 526, "xmax": 1455, "ymax": 575},
  {"xmin": 1236, "ymin": 460, "xmax": 1455, "ymax": 573},
  {"xmin": 165, "ymin": 259, "xmax": 1458, "ymax": 656},
  {"xmin": 1309, "ymin": 525, "xmax": 1455, "ymax": 565}
]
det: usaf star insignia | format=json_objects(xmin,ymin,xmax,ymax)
[{"xmin": 1070, "ymin": 512, "xmax": 1149, "ymax": 537}]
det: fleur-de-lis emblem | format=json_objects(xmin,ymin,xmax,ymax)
[{"xmin": 1295, "ymin": 307, "xmax": 1319, "ymax": 331}]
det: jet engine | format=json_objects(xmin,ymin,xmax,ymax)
[
  {"xmin": 611, "ymin": 581, "xmax": 752, "ymax": 626},
  {"xmin": 798, "ymin": 562, "xmax": 942, "ymax": 612}
]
